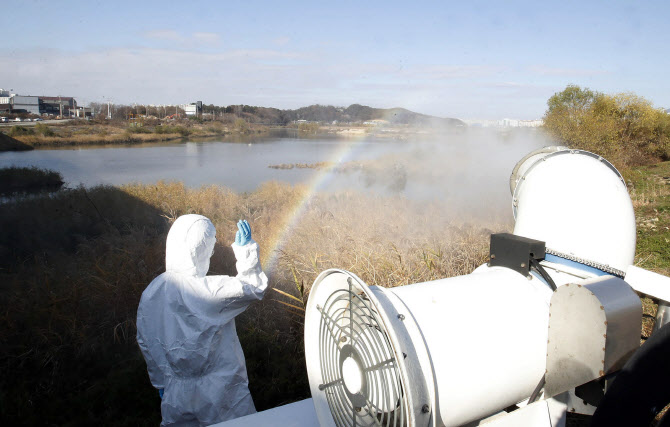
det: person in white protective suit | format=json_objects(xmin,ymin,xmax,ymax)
[{"xmin": 136, "ymin": 214, "xmax": 268, "ymax": 426}]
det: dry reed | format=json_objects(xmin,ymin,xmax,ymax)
[
  {"xmin": 0, "ymin": 181, "xmax": 508, "ymax": 425},
  {"xmin": 14, "ymin": 132, "xmax": 184, "ymax": 147}
]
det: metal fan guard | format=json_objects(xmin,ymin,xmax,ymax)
[{"xmin": 316, "ymin": 277, "xmax": 408, "ymax": 427}]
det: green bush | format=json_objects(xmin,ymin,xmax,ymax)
[
  {"xmin": 35, "ymin": 123, "xmax": 55, "ymax": 137},
  {"xmin": 155, "ymin": 125, "xmax": 190, "ymax": 136},
  {"xmin": 543, "ymin": 85, "xmax": 670, "ymax": 166},
  {"xmin": 8, "ymin": 126, "xmax": 35, "ymax": 137},
  {"xmin": 298, "ymin": 122, "xmax": 320, "ymax": 134},
  {"xmin": 233, "ymin": 118, "xmax": 249, "ymax": 133},
  {"xmin": 126, "ymin": 124, "xmax": 152, "ymax": 134}
]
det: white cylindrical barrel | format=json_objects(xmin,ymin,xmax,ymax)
[
  {"xmin": 511, "ymin": 148, "xmax": 635, "ymax": 273},
  {"xmin": 387, "ymin": 265, "xmax": 553, "ymax": 426}
]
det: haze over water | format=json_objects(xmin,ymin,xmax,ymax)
[{"xmin": 0, "ymin": 129, "xmax": 552, "ymax": 219}]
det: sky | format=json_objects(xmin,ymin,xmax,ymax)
[{"xmin": 2, "ymin": 0, "xmax": 669, "ymax": 119}]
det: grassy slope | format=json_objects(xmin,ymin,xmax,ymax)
[
  {"xmin": 625, "ymin": 166, "xmax": 670, "ymax": 427},
  {"xmin": 0, "ymin": 132, "xmax": 33, "ymax": 151},
  {"xmin": 623, "ymin": 163, "xmax": 670, "ymax": 425},
  {"xmin": 626, "ymin": 162, "xmax": 670, "ymax": 275}
]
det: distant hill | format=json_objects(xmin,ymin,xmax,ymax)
[
  {"xmin": 207, "ymin": 103, "xmax": 466, "ymax": 127},
  {"xmin": 293, "ymin": 104, "xmax": 465, "ymax": 127}
]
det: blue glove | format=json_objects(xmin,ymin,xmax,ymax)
[
  {"xmin": 158, "ymin": 388, "xmax": 164, "ymax": 399},
  {"xmin": 235, "ymin": 220, "xmax": 252, "ymax": 246}
]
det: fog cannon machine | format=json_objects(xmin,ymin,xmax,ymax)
[{"xmin": 217, "ymin": 147, "xmax": 670, "ymax": 427}]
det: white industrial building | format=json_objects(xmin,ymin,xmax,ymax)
[
  {"xmin": 73, "ymin": 106, "xmax": 93, "ymax": 118},
  {"xmin": 509, "ymin": 118, "xmax": 544, "ymax": 127},
  {"xmin": 0, "ymin": 88, "xmax": 79, "ymax": 116},
  {"xmin": 462, "ymin": 118, "xmax": 544, "ymax": 128},
  {"xmin": 181, "ymin": 101, "xmax": 203, "ymax": 116},
  {"xmin": 11, "ymin": 96, "xmax": 40, "ymax": 115},
  {"xmin": 0, "ymin": 88, "xmax": 13, "ymax": 112},
  {"xmin": 1, "ymin": 89, "xmax": 42, "ymax": 114}
]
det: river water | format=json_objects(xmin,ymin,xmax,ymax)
[
  {"xmin": 0, "ymin": 136, "xmax": 404, "ymax": 192},
  {"xmin": 0, "ymin": 130, "xmax": 550, "ymax": 214}
]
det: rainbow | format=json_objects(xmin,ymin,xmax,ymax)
[{"xmin": 261, "ymin": 131, "xmax": 371, "ymax": 273}]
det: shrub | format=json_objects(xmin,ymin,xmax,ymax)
[
  {"xmin": 0, "ymin": 166, "xmax": 64, "ymax": 195},
  {"xmin": 155, "ymin": 125, "xmax": 189, "ymax": 136},
  {"xmin": 298, "ymin": 122, "xmax": 320, "ymax": 134},
  {"xmin": 543, "ymin": 85, "xmax": 670, "ymax": 167},
  {"xmin": 8, "ymin": 125, "xmax": 35, "ymax": 137},
  {"xmin": 34, "ymin": 123, "xmax": 55, "ymax": 137},
  {"xmin": 126, "ymin": 125, "xmax": 152, "ymax": 134},
  {"xmin": 206, "ymin": 124, "xmax": 225, "ymax": 135},
  {"xmin": 233, "ymin": 118, "xmax": 249, "ymax": 133}
]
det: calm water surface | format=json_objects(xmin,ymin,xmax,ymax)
[{"xmin": 0, "ymin": 136, "xmax": 408, "ymax": 193}]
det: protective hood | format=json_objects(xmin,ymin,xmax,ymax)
[{"xmin": 165, "ymin": 214, "xmax": 216, "ymax": 277}]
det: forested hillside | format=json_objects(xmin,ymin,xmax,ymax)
[{"xmin": 202, "ymin": 103, "xmax": 466, "ymax": 127}]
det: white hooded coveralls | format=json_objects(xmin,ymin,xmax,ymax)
[{"xmin": 136, "ymin": 214, "xmax": 268, "ymax": 426}]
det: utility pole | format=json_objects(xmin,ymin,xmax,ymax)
[{"xmin": 103, "ymin": 96, "xmax": 113, "ymax": 119}]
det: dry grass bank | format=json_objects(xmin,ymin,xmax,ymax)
[
  {"xmin": 1, "ymin": 120, "xmax": 272, "ymax": 149},
  {"xmin": 14, "ymin": 132, "xmax": 185, "ymax": 147},
  {"xmin": 0, "ymin": 181, "xmax": 503, "ymax": 425}
]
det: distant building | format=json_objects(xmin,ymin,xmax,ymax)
[
  {"xmin": 182, "ymin": 101, "xmax": 203, "ymax": 116},
  {"xmin": 500, "ymin": 118, "xmax": 519, "ymax": 127},
  {"xmin": 12, "ymin": 96, "xmax": 40, "ymax": 115},
  {"xmin": 182, "ymin": 104, "xmax": 197, "ymax": 116},
  {"xmin": 39, "ymin": 96, "xmax": 77, "ymax": 116},
  {"xmin": 517, "ymin": 119, "xmax": 544, "ymax": 128},
  {"xmin": 0, "ymin": 89, "xmax": 79, "ymax": 116},
  {"xmin": 73, "ymin": 106, "xmax": 93, "ymax": 118},
  {"xmin": 461, "ymin": 118, "xmax": 544, "ymax": 128},
  {"xmin": 499, "ymin": 118, "xmax": 543, "ymax": 127},
  {"xmin": 0, "ymin": 91, "xmax": 11, "ymax": 112},
  {"xmin": 363, "ymin": 119, "xmax": 389, "ymax": 126}
]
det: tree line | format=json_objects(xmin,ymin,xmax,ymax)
[{"xmin": 85, "ymin": 101, "xmax": 464, "ymax": 127}]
